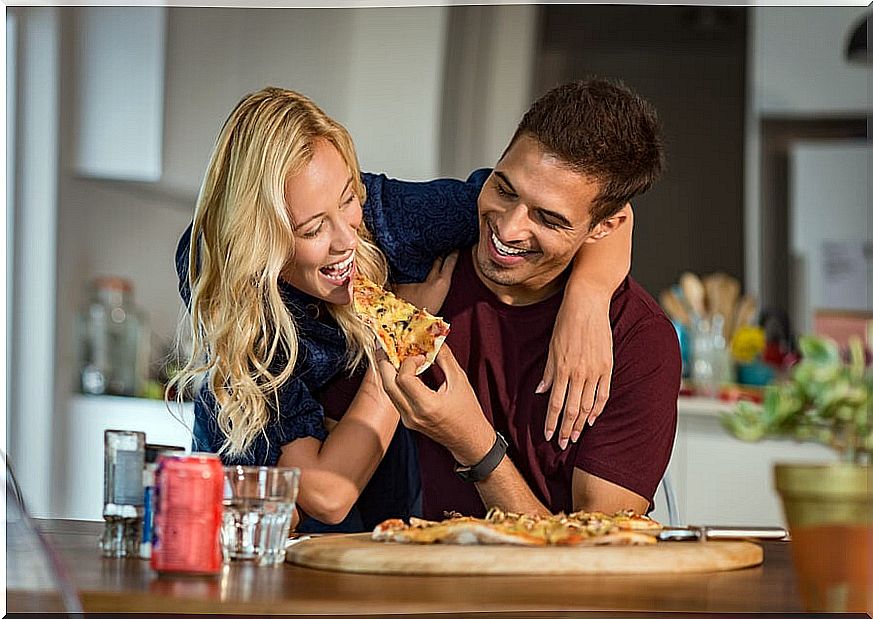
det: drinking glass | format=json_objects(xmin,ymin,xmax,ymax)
[{"xmin": 221, "ymin": 466, "xmax": 300, "ymax": 566}]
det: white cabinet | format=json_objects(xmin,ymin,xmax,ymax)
[
  {"xmin": 653, "ymin": 397, "xmax": 838, "ymax": 527},
  {"xmin": 58, "ymin": 395, "xmax": 193, "ymax": 520},
  {"xmin": 73, "ymin": 7, "xmax": 166, "ymax": 181}
]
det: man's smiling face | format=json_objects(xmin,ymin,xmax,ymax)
[{"xmin": 474, "ymin": 133, "xmax": 602, "ymax": 304}]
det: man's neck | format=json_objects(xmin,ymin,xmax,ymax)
[{"xmin": 470, "ymin": 245, "xmax": 567, "ymax": 307}]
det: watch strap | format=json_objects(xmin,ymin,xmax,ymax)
[{"xmin": 454, "ymin": 432, "xmax": 508, "ymax": 483}]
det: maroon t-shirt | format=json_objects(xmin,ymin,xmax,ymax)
[{"xmin": 416, "ymin": 247, "xmax": 680, "ymax": 519}]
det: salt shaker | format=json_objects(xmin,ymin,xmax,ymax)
[{"xmin": 101, "ymin": 430, "xmax": 146, "ymax": 558}]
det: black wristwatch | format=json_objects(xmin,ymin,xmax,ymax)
[{"xmin": 454, "ymin": 432, "xmax": 508, "ymax": 483}]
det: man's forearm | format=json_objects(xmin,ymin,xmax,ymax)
[
  {"xmin": 433, "ymin": 414, "xmax": 552, "ymax": 517},
  {"xmin": 473, "ymin": 457, "xmax": 551, "ymax": 517}
]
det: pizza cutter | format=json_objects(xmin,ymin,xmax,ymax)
[{"xmin": 657, "ymin": 525, "xmax": 790, "ymax": 542}]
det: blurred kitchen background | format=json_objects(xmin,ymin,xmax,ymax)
[{"xmin": 6, "ymin": 5, "xmax": 871, "ymax": 525}]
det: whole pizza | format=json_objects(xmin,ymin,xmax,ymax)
[{"xmin": 372, "ymin": 508, "xmax": 663, "ymax": 547}]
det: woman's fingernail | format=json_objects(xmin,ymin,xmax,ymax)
[
  {"xmin": 545, "ymin": 428, "xmax": 554, "ymax": 441},
  {"xmin": 559, "ymin": 437, "xmax": 569, "ymax": 450},
  {"xmin": 588, "ymin": 415, "xmax": 597, "ymax": 426},
  {"xmin": 570, "ymin": 430, "xmax": 581, "ymax": 443},
  {"xmin": 535, "ymin": 381, "xmax": 547, "ymax": 394}
]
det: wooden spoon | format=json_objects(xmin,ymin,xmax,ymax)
[
  {"xmin": 660, "ymin": 290, "xmax": 691, "ymax": 326},
  {"xmin": 680, "ymin": 272, "xmax": 706, "ymax": 319},
  {"xmin": 720, "ymin": 276, "xmax": 741, "ymax": 337},
  {"xmin": 733, "ymin": 295, "xmax": 758, "ymax": 334},
  {"xmin": 702, "ymin": 273, "xmax": 725, "ymax": 319}
]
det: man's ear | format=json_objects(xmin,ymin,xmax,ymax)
[{"xmin": 584, "ymin": 203, "xmax": 631, "ymax": 244}]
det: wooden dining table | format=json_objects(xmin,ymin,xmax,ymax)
[{"xmin": 8, "ymin": 519, "xmax": 807, "ymax": 617}]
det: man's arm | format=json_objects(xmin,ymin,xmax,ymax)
[{"xmin": 572, "ymin": 468, "xmax": 649, "ymax": 514}]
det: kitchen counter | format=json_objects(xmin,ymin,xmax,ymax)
[
  {"xmin": 658, "ymin": 395, "xmax": 837, "ymax": 528},
  {"xmin": 8, "ymin": 519, "xmax": 804, "ymax": 615}
]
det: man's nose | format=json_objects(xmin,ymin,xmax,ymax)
[{"xmin": 497, "ymin": 204, "xmax": 531, "ymax": 242}]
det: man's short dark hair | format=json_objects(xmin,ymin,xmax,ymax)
[{"xmin": 507, "ymin": 78, "xmax": 664, "ymax": 228}]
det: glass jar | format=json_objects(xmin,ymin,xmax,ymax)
[
  {"xmin": 691, "ymin": 315, "xmax": 733, "ymax": 398},
  {"xmin": 78, "ymin": 276, "xmax": 148, "ymax": 397}
]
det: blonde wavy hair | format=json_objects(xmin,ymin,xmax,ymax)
[{"xmin": 170, "ymin": 87, "xmax": 388, "ymax": 458}]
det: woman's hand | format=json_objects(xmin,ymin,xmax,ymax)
[
  {"xmin": 392, "ymin": 251, "xmax": 458, "ymax": 313},
  {"xmin": 539, "ymin": 286, "xmax": 614, "ymax": 450}
]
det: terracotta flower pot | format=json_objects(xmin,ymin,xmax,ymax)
[{"xmin": 775, "ymin": 463, "xmax": 872, "ymax": 612}]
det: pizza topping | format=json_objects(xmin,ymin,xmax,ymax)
[
  {"xmin": 353, "ymin": 275, "xmax": 450, "ymax": 373},
  {"xmin": 372, "ymin": 508, "xmax": 662, "ymax": 547}
]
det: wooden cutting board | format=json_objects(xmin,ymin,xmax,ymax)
[{"xmin": 286, "ymin": 533, "xmax": 763, "ymax": 575}]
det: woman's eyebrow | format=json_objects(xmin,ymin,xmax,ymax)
[
  {"xmin": 294, "ymin": 177, "xmax": 353, "ymax": 228},
  {"xmin": 294, "ymin": 211, "xmax": 325, "ymax": 228}
]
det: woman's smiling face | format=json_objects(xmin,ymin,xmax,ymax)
[{"xmin": 281, "ymin": 139, "xmax": 362, "ymax": 305}]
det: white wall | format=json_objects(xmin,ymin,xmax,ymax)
[
  {"xmin": 745, "ymin": 6, "xmax": 871, "ymax": 299},
  {"xmin": 752, "ymin": 7, "xmax": 871, "ymax": 116},
  {"xmin": 160, "ymin": 7, "xmax": 447, "ymax": 201},
  {"xmin": 343, "ymin": 8, "xmax": 447, "ymax": 180},
  {"xmin": 439, "ymin": 5, "xmax": 539, "ymax": 178}
]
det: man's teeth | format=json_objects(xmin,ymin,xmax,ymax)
[
  {"xmin": 491, "ymin": 231, "xmax": 528, "ymax": 256},
  {"xmin": 321, "ymin": 254, "xmax": 355, "ymax": 279}
]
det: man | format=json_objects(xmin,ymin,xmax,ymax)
[{"xmin": 376, "ymin": 78, "xmax": 680, "ymax": 518}]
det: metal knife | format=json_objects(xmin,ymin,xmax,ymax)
[{"xmin": 657, "ymin": 525, "xmax": 790, "ymax": 542}]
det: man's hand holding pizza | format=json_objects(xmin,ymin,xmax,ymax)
[
  {"xmin": 375, "ymin": 345, "xmax": 494, "ymax": 467},
  {"xmin": 376, "ymin": 345, "xmax": 553, "ymax": 517}
]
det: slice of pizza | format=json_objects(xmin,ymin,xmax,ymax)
[{"xmin": 353, "ymin": 275, "xmax": 450, "ymax": 375}]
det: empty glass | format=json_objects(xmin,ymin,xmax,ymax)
[{"xmin": 221, "ymin": 466, "xmax": 300, "ymax": 566}]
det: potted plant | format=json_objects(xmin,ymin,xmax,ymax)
[{"xmin": 721, "ymin": 335, "xmax": 871, "ymax": 613}]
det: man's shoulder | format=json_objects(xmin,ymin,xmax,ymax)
[{"xmin": 610, "ymin": 277, "xmax": 677, "ymax": 351}]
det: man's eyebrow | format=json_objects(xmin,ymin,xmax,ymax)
[
  {"xmin": 293, "ymin": 177, "xmax": 353, "ymax": 228},
  {"xmin": 537, "ymin": 208, "xmax": 573, "ymax": 228},
  {"xmin": 494, "ymin": 171, "xmax": 517, "ymax": 194},
  {"xmin": 495, "ymin": 171, "xmax": 572, "ymax": 228}
]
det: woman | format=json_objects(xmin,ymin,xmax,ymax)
[{"xmin": 171, "ymin": 87, "xmax": 632, "ymax": 530}]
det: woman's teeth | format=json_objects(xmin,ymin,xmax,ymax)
[
  {"xmin": 491, "ymin": 231, "xmax": 529, "ymax": 256},
  {"xmin": 320, "ymin": 254, "xmax": 355, "ymax": 281}
]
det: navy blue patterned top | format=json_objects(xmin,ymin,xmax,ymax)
[{"xmin": 175, "ymin": 169, "xmax": 489, "ymax": 466}]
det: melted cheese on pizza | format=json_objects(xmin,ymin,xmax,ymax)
[
  {"xmin": 372, "ymin": 508, "xmax": 661, "ymax": 546},
  {"xmin": 353, "ymin": 275, "xmax": 450, "ymax": 370}
]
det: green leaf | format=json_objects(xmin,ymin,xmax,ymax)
[
  {"xmin": 725, "ymin": 334, "xmax": 872, "ymax": 458},
  {"xmin": 798, "ymin": 335, "xmax": 840, "ymax": 366}
]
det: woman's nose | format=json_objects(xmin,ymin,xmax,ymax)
[{"xmin": 333, "ymin": 216, "xmax": 358, "ymax": 252}]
